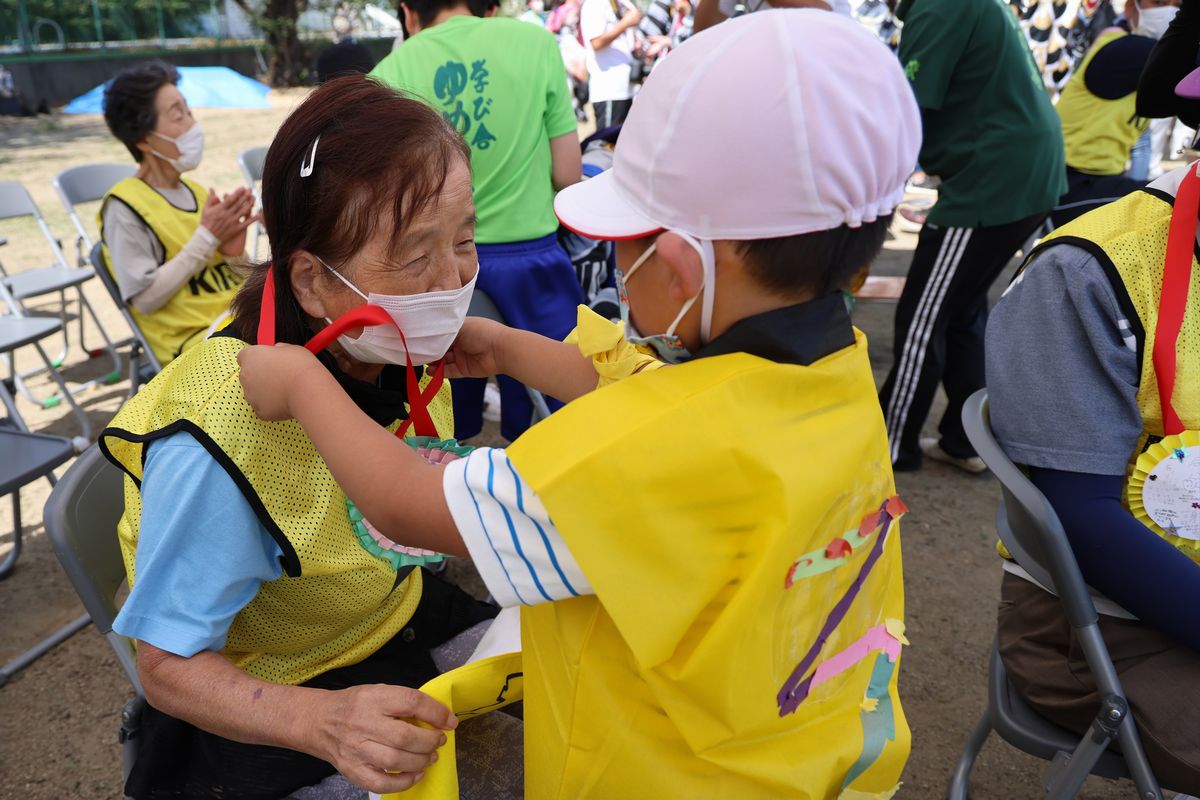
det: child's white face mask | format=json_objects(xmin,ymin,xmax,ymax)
[
  {"xmin": 319, "ymin": 257, "xmax": 477, "ymax": 366},
  {"xmin": 615, "ymin": 232, "xmax": 715, "ymax": 365}
]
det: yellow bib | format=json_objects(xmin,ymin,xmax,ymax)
[
  {"xmin": 99, "ymin": 177, "xmax": 243, "ymax": 365},
  {"xmin": 1034, "ymin": 183, "xmax": 1200, "ymax": 558},
  {"xmin": 493, "ymin": 331, "xmax": 908, "ymax": 799},
  {"xmin": 1056, "ymin": 30, "xmax": 1148, "ymax": 176},
  {"xmin": 100, "ymin": 336, "xmax": 455, "ymax": 685}
]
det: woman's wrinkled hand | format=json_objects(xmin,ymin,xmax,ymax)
[
  {"xmin": 312, "ymin": 684, "xmax": 458, "ymax": 794},
  {"xmin": 237, "ymin": 343, "xmax": 323, "ymax": 421},
  {"xmin": 444, "ymin": 317, "xmax": 506, "ymax": 379}
]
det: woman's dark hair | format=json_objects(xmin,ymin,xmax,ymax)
[
  {"xmin": 736, "ymin": 215, "xmax": 893, "ymax": 297},
  {"xmin": 103, "ymin": 60, "xmax": 179, "ymax": 163},
  {"xmin": 229, "ymin": 75, "xmax": 471, "ymax": 345}
]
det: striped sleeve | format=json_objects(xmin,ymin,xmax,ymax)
[{"xmin": 442, "ymin": 447, "xmax": 593, "ymax": 608}]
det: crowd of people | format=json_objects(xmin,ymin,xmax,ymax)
[{"xmin": 72, "ymin": 0, "xmax": 1200, "ymax": 797}]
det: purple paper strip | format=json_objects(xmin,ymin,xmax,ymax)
[{"xmin": 776, "ymin": 501, "xmax": 897, "ymax": 717}]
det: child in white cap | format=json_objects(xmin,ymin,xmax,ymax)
[{"xmin": 238, "ymin": 10, "xmax": 920, "ymax": 798}]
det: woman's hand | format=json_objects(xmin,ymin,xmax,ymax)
[
  {"xmin": 237, "ymin": 343, "xmax": 325, "ymax": 421},
  {"xmin": 444, "ymin": 317, "xmax": 508, "ymax": 379},
  {"xmin": 201, "ymin": 186, "xmax": 258, "ymax": 246},
  {"xmin": 310, "ymin": 684, "xmax": 458, "ymax": 794}
]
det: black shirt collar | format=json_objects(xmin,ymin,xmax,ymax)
[
  {"xmin": 693, "ymin": 293, "xmax": 856, "ymax": 366},
  {"xmin": 218, "ymin": 328, "xmax": 413, "ymax": 426}
]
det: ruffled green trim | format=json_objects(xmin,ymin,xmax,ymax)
[
  {"xmin": 405, "ymin": 435, "xmax": 477, "ymax": 458},
  {"xmin": 347, "ymin": 497, "xmax": 449, "ymax": 571},
  {"xmin": 344, "ymin": 438, "xmax": 474, "ymax": 571}
]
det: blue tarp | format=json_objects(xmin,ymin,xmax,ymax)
[{"xmin": 63, "ymin": 66, "xmax": 270, "ymax": 115}]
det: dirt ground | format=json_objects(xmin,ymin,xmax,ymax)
[{"xmin": 0, "ymin": 101, "xmax": 1149, "ymax": 798}]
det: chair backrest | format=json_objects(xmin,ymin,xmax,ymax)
[
  {"xmin": 0, "ymin": 181, "xmax": 72, "ymax": 269},
  {"xmin": 961, "ymin": 389, "xmax": 1101, "ymax": 630},
  {"xmin": 0, "ymin": 180, "xmax": 39, "ymax": 221},
  {"xmin": 42, "ymin": 445, "xmax": 141, "ymax": 691},
  {"xmin": 89, "ymin": 241, "xmax": 161, "ymax": 372},
  {"xmin": 53, "ymin": 164, "xmax": 137, "ymax": 253},
  {"xmin": 238, "ymin": 146, "xmax": 268, "ymax": 186}
]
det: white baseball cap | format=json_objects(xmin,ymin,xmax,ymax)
[{"xmin": 555, "ymin": 9, "xmax": 922, "ymax": 242}]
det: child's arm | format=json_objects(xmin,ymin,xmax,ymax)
[
  {"xmin": 237, "ymin": 344, "xmax": 468, "ymax": 557},
  {"xmin": 447, "ymin": 316, "xmax": 601, "ymax": 403}
]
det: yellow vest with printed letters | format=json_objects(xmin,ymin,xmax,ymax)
[
  {"xmin": 100, "ymin": 336, "xmax": 455, "ymax": 685},
  {"xmin": 99, "ymin": 177, "xmax": 242, "ymax": 365},
  {"xmin": 1036, "ymin": 185, "xmax": 1200, "ymax": 558},
  {"xmin": 495, "ymin": 330, "xmax": 908, "ymax": 800},
  {"xmin": 1056, "ymin": 30, "xmax": 1149, "ymax": 176}
]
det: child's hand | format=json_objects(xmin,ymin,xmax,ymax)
[
  {"xmin": 445, "ymin": 317, "xmax": 506, "ymax": 379},
  {"xmin": 237, "ymin": 343, "xmax": 323, "ymax": 421}
]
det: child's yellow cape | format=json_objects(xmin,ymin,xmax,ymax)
[
  {"xmin": 378, "ymin": 610, "xmax": 523, "ymax": 800},
  {"xmin": 507, "ymin": 328, "xmax": 909, "ymax": 799}
]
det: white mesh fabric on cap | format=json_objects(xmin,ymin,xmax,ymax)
[{"xmin": 556, "ymin": 9, "xmax": 922, "ymax": 241}]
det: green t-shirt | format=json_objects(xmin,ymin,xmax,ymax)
[
  {"xmin": 896, "ymin": 0, "xmax": 1067, "ymax": 228},
  {"xmin": 370, "ymin": 15, "xmax": 578, "ymax": 244}
]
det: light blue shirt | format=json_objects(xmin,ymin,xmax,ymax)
[{"xmin": 112, "ymin": 431, "xmax": 283, "ymax": 657}]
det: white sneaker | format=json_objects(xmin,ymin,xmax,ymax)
[
  {"xmin": 920, "ymin": 437, "xmax": 987, "ymax": 474},
  {"xmin": 483, "ymin": 381, "xmax": 502, "ymax": 423}
]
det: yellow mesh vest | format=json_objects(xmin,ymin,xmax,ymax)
[
  {"xmin": 99, "ymin": 177, "xmax": 243, "ymax": 365},
  {"xmin": 1056, "ymin": 30, "xmax": 1148, "ymax": 176},
  {"xmin": 100, "ymin": 336, "xmax": 456, "ymax": 685},
  {"xmin": 1035, "ymin": 185, "xmax": 1200, "ymax": 558},
  {"xmin": 504, "ymin": 331, "xmax": 909, "ymax": 799}
]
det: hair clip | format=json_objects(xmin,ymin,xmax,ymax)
[{"xmin": 300, "ymin": 135, "xmax": 320, "ymax": 178}]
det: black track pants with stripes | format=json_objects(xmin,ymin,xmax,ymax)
[{"xmin": 879, "ymin": 212, "xmax": 1047, "ymax": 469}]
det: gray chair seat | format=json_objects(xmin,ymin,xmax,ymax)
[
  {"xmin": 987, "ymin": 644, "xmax": 1131, "ymax": 781},
  {"xmin": 0, "ymin": 315, "xmax": 63, "ymax": 353},
  {"xmin": 3, "ymin": 265, "xmax": 94, "ymax": 300},
  {"xmin": 0, "ymin": 429, "xmax": 74, "ymax": 495}
]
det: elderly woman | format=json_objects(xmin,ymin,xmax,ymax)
[
  {"xmin": 100, "ymin": 61, "xmax": 257, "ymax": 366},
  {"xmin": 98, "ymin": 77, "xmax": 501, "ymax": 799}
]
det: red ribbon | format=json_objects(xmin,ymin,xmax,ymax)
[
  {"xmin": 1155, "ymin": 163, "xmax": 1200, "ymax": 436},
  {"xmin": 257, "ymin": 265, "xmax": 444, "ymax": 438}
]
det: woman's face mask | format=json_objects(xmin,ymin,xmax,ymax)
[
  {"xmin": 149, "ymin": 122, "xmax": 205, "ymax": 173},
  {"xmin": 319, "ymin": 256, "xmax": 477, "ymax": 366},
  {"xmin": 616, "ymin": 232, "xmax": 715, "ymax": 364}
]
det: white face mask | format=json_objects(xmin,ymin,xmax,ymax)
[
  {"xmin": 1136, "ymin": 4, "xmax": 1178, "ymax": 40},
  {"xmin": 320, "ymin": 257, "xmax": 477, "ymax": 366},
  {"xmin": 149, "ymin": 122, "xmax": 205, "ymax": 173}
]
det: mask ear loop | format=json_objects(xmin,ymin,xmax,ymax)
[
  {"xmin": 255, "ymin": 264, "xmax": 445, "ymax": 437},
  {"xmin": 665, "ymin": 232, "xmax": 716, "ymax": 343}
]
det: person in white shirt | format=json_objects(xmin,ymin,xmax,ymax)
[{"xmin": 579, "ymin": 0, "xmax": 641, "ymax": 127}]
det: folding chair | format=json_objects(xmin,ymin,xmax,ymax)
[
  {"xmin": 52, "ymin": 163, "xmax": 137, "ymax": 269},
  {"xmin": 41, "ymin": 445, "xmax": 145, "ymax": 782},
  {"xmin": 467, "ymin": 288, "xmax": 553, "ymax": 426},
  {"xmin": 947, "ymin": 389, "xmax": 1164, "ymax": 800},
  {"xmin": 237, "ymin": 146, "xmax": 268, "ymax": 261},
  {"xmin": 0, "ymin": 375, "xmax": 89, "ymax": 689},
  {"xmin": 88, "ymin": 242, "xmax": 160, "ymax": 395},
  {"xmin": 0, "ymin": 181, "xmax": 122, "ymax": 406}
]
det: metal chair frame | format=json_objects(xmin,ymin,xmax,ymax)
[
  {"xmin": 0, "ymin": 180, "xmax": 122, "ymax": 408},
  {"xmin": 948, "ymin": 389, "xmax": 1164, "ymax": 800}
]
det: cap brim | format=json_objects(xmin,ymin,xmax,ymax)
[
  {"xmin": 554, "ymin": 170, "xmax": 664, "ymax": 241},
  {"xmin": 1178, "ymin": 66, "xmax": 1200, "ymax": 100}
]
